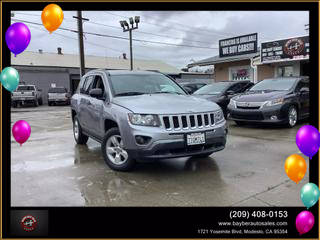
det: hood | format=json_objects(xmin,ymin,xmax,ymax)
[
  {"xmin": 233, "ymin": 90, "xmax": 288, "ymax": 102},
  {"xmin": 193, "ymin": 94, "xmax": 224, "ymax": 103},
  {"xmin": 112, "ymin": 94, "xmax": 220, "ymax": 114}
]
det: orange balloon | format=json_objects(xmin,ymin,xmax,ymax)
[
  {"xmin": 284, "ymin": 154, "xmax": 307, "ymax": 184},
  {"xmin": 41, "ymin": 4, "xmax": 64, "ymax": 33}
]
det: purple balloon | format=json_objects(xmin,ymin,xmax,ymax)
[
  {"xmin": 296, "ymin": 210, "xmax": 314, "ymax": 235},
  {"xmin": 296, "ymin": 125, "xmax": 320, "ymax": 159},
  {"xmin": 12, "ymin": 120, "xmax": 31, "ymax": 146},
  {"xmin": 5, "ymin": 22, "xmax": 31, "ymax": 57}
]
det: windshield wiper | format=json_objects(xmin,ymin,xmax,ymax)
[
  {"xmin": 114, "ymin": 92, "xmax": 145, "ymax": 97},
  {"xmin": 152, "ymin": 91, "xmax": 183, "ymax": 95}
]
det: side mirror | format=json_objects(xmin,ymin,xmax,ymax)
[
  {"xmin": 89, "ymin": 88, "xmax": 104, "ymax": 99},
  {"xmin": 226, "ymin": 90, "xmax": 235, "ymax": 95}
]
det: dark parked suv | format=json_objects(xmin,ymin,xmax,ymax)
[
  {"xmin": 227, "ymin": 77, "xmax": 309, "ymax": 127},
  {"xmin": 71, "ymin": 70, "xmax": 227, "ymax": 171},
  {"xmin": 193, "ymin": 81, "xmax": 253, "ymax": 116}
]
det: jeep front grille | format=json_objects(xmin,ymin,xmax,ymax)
[{"xmin": 161, "ymin": 112, "xmax": 216, "ymax": 131}]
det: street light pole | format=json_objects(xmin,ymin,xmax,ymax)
[
  {"xmin": 120, "ymin": 16, "xmax": 140, "ymax": 71},
  {"xmin": 129, "ymin": 30, "xmax": 133, "ymax": 71}
]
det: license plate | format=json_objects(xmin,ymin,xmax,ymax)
[
  {"xmin": 186, "ymin": 132, "xmax": 206, "ymax": 146},
  {"xmin": 21, "ymin": 98, "xmax": 26, "ymax": 100}
]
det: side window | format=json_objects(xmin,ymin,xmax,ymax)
[
  {"xmin": 83, "ymin": 76, "xmax": 94, "ymax": 94},
  {"xmin": 295, "ymin": 80, "xmax": 309, "ymax": 92},
  {"xmin": 92, "ymin": 75, "xmax": 105, "ymax": 95},
  {"xmin": 228, "ymin": 83, "xmax": 243, "ymax": 93}
]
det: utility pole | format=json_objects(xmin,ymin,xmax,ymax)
[
  {"xmin": 120, "ymin": 16, "xmax": 140, "ymax": 71},
  {"xmin": 73, "ymin": 11, "xmax": 89, "ymax": 77}
]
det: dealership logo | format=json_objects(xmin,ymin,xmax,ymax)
[
  {"xmin": 284, "ymin": 38, "xmax": 304, "ymax": 56},
  {"xmin": 20, "ymin": 215, "xmax": 38, "ymax": 232}
]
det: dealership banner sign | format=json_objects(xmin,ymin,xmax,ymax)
[
  {"xmin": 261, "ymin": 36, "xmax": 309, "ymax": 63},
  {"xmin": 219, "ymin": 33, "xmax": 258, "ymax": 58}
]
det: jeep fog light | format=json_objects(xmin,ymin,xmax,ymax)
[
  {"xmin": 135, "ymin": 135, "xmax": 151, "ymax": 145},
  {"xmin": 270, "ymin": 115, "xmax": 278, "ymax": 120}
]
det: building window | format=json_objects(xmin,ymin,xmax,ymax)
[
  {"xmin": 229, "ymin": 65, "xmax": 252, "ymax": 81},
  {"xmin": 278, "ymin": 65, "xmax": 294, "ymax": 77}
]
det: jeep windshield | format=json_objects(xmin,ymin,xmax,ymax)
[
  {"xmin": 16, "ymin": 86, "xmax": 35, "ymax": 91},
  {"xmin": 193, "ymin": 82, "xmax": 231, "ymax": 95},
  {"xmin": 249, "ymin": 78, "xmax": 297, "ymax": 91},
  {"xmin": 110, "ymin": 74, "xmax": 186, "ymax": 97}
]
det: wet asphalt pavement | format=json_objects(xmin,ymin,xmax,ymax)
[{"xmin": 11, "ymin": 106, "xmax": 309, "ymax": 206}]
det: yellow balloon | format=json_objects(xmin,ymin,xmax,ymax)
[
  {"xmin": 41, "ymin": 4, "xmax": 64, "ymax": 33},
  {"xmin": 284, "ymin": 154, "xmax": 307, "ymax": 184}
]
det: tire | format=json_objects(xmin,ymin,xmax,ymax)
[
  {"xmin": 192, "ymin": 152, "xmax": 214, "ymax": 158},
  {"xmin": 48, "ymin": 102, "xmax": 52, "ymax": 106},
  {"xmin": 235, "ymin": 121, "xmax": 246, "ymax": 126},
  {"xmin": 286, "ymin": 105, "xmax": 298, "ymax": 128},
  {"xmin": 39, "ymin": 98, "xmax": 43, "ymax": 105},
  {"xmin": 12, "ymin": 102, "xmax": 17, "ymax": 108},
  {"xmin": 73, "ymin": 116, "xmax": 89, "ymax": 144},
  {"xmin": 34, "ymin": 99, "xmax": 39, "ymax": 107},
  {"xmin": 102, "ymin": 127, "xmax": 135, "ymax": 171}
]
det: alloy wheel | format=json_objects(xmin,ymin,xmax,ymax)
[
  {"xmin": 106, "ymin": 135, "xmax": 128, "ymax": 165},
  {"xmin": 288, "ymin": 107, "xmax": 297, "ymax": 127}
]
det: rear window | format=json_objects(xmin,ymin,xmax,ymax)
[
  {"xmin": 17, "ymin": 86, "xmax": 35, "ymax": 91},
  {"xmin": 48, "ymin": 88, "xmax": 67, "ymax": 93}
]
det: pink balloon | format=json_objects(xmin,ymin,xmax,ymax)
[
  {"xmin": 296, "ymin": 210, "xmax": 314, "ymax": 235},
  {"xmin": 12, "ymin": 120, "xmax": 31, "ymax": 146}
]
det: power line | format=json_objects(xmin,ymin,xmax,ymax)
[
  {"xmin": 12, "ymin": 18, "xmax": 219, "ymax": 50},
  {"xmin": 15, "ymin": 20, "xmax": 151, "ymax": 59},
  {"xmin": 104, "ymin": 11, "xmax": 274, "ymax": 41},
  {"xmin": 104, "ymin": 11, "xmax": 229, "ymax": 39},
  {"xmin": 13, "ymin": 12, "xmax": 216, "ymax": 45},
  {"xmin": 86, "ymin": 20, "xmax": 215, "ymax": 45}
]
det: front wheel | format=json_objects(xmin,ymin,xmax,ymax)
[
  {"xmin": 73, "ymin": 116, "xmax": 89, "ymax": 144},
  {"xmin": 34, "ymin": 99, "xmax": 39, "ymax": 107},
  {"xmin": 102, "ymin": 127, "xmax": 135, "ymax": 171},
  {"xmin": 287, "ymin": 105, "xmax": 298, "ymax": 128}
]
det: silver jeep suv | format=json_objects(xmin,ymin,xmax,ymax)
[{"xmin": 71, "ymin": 70, "xmax": 227, "ymax": 171}]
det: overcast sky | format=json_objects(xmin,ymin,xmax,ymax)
[{"xmin": 12, "ymin": 11, "xmax": 309, "ymax": 69}]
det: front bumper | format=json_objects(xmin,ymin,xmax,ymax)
[
  {"xmin": 227, "ymin": 104, "xmax": 288, "ymax": 123},
  {"xmin": 124, "ymin": 121, "xmax": 228, "ymax": 162}
]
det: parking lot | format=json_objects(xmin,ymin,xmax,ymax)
[{"xmin": 11, "ymin": 106, "xmax": 308, "ymax": 207}]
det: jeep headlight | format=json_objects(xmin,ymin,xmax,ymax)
[
  {"xmin": 214, "ymin": 110, "xmax": 224, "ymax": 123},
  {"xmin": 230, "ymin": 99, "xmax": 237, "ymax": 108},
  {"xmin": 263, "ymin": 98, "xmax": 284, "ymax": 107},
  {"xmin": 128, "ymin": 113, "xmax": 160, "ymax": 127}
]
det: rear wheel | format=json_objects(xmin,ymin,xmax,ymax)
[
  {"xmin": 102, "ymin": 127, "xmax": 135, "ymax": 171},
  {"xmin": 73, "ymin": 116, "xmax": 89, "ymax": 144},
  {"xmin": 287, "ymin": 105, "xmax": 298, "ymax": 128},
  {"xmin": 39, "ymin": 98, "xmax": 43, "ymax": 105}
]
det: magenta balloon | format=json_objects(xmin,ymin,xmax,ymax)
[
  {"xmin": 296, "ymin": 125, "xmax": 320, "ymax": 159},
  {"xmin": 12, "ymin": 120, "xmax": 31, "ymax": 145},
  {"xmin": 296, "ymin": 210, "xmax": 314, "ymax": 235},
  {"xmin": 5, "ymin": 22, "xmax": 31, "ymax": 57}
]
